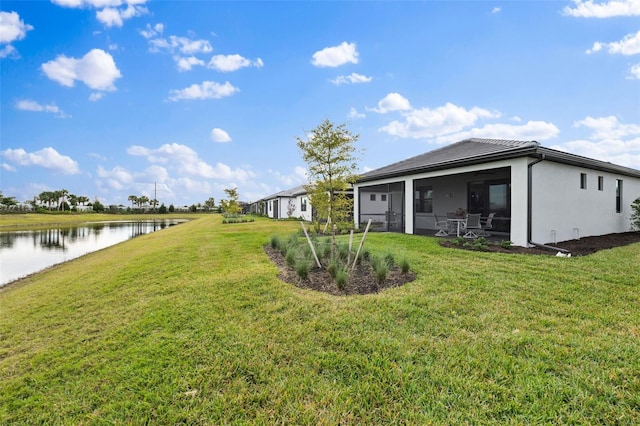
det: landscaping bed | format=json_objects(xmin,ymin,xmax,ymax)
[
  {"xmin": 439, "ymin": 231, "xmax": 640, "ymax": 256},
  {"xmin": 264, "ymin": 245, "xmax": 416, "ymax": 295}
]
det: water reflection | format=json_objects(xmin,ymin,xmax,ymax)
[{"xmin": 0, "ymin": 220, "xmax": 185, "ymax": 287}]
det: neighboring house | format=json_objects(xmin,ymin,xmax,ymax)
[
  {"xmin": 354, "ymin": 138, "xmax": 640, "ymax": 247},
  {"xmin": 260, "ymin": 185, "xmax": 313, "ymax": 221}
]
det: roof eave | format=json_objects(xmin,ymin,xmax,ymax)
[{"xmin": 357, "ymin": 146, "xmax": 538, "ymax": 183}]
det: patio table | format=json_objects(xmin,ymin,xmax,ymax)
[{"xmin": 447, "ymin": 218, "xmax": 466, "ymax": 237}]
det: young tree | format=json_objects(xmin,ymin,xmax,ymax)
[
  {"xmin": 296, "ymin": 119, "xmax": 361, "ymax": 251},
  {"xmin": 220, "ymin": 187, "xmax": 241, "ymax": 215}
]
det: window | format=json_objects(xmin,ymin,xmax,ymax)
[
  {"xmin": 414, "ymin": 185, "xmax": 433, "ymax": 213},
  {"xmin": 580, "ymin": 173, "xmax": 587, "ymax": 189},
  {"xmin": 598, "ymin": 176, "xmax": 604, "ymax": 191},
  {"xmin": 381, "ymin": 194, "xmax": 387, "ymax": 202},
  {"xmin": 370, "ymin": 194, "xmax": 376, "ymax": 201},
  {"xmin": 616, "ymin": 179, "xmax": 623, "ymax": 213},
  {"xmin": 301, "ymin": 198, "xmax": 307, "ymax": 212}
]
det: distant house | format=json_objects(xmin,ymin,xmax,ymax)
[
  {"xmin": 354, "ymin": 138, "xmax": 640, "ymax": 247},
  {"xmin": 259, "ymin": 185, "xmax": 313, "ymax": 221}
]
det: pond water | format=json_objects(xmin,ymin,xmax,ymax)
[{"xmin": 0, "ymin": 220, "xmax": 186, "ymax": 287}]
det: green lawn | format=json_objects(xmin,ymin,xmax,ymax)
[{"xmin": 1, "ymin": 215, "xmax": 638, "ymax": 424}]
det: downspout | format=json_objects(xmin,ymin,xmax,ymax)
[{"xmin": 527, "ymin": 154, "xmax": 571, "ymax": 254}]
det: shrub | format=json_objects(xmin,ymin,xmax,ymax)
[
  {"xmin": 285, "ymin": 249, "xmax": 297, "ymax": 268},
  {"xmin": 327, "ymin": 258, "xmax": 340, "ymax": 278},
  {"xmin": 451, "ymin": 237, "xmax": 465, "ymax": 247},
  {"xmin": 270, "ymin": 235, "xmax": 281, "ymax": 249},
  {"xmin": 384, "ymin": 251, "xmax": 395, "ymax": 268},
  {"xmin": 399, "ymin": 257, "xmax": 410, "ymax": 274},
  {"xmin": 465, "ymin": 237, "xmax": 489, "ymax": 251},
  {"xmin": 295, "ymin": 261, "xmax": 310, "ymax": 280},
  {"xmin": 337, "ymin": 243, "xmax": 350, "ymax": 261},
  {"xmin": 286, "ymin": 233, "xmax": 299, "ymax": 249},
  {"xmin": 335, "ymin": 268, "xmax": 348, "ymax": 290},
  {"xmin": 321, "ymin": 241, "xmax": 332, "ymax": 259},
  {"xmin": 500, "ymin": 240, "xmax": 513, "ymax": 249},
  {"xmin": 369, "ymin": 255, "xmax": 381, "ymax": 271},
  {"xmin": 375, "ymin": 262, "xmax": 388, "ymax": 285}
]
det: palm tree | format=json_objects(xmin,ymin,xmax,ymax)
[
  {"xmin": 78, "ymin": 195, "xmax": 89, "ymax": 206},
  {"xmin": 68, "ymin": 194, "xmax": 78, "ymax": 209},
  {"xmin": 52, "ymin": 190, "xmax": 62, "ymax": 210},
  {"xmin": 138, "ymin": 196, "xmax": 149, "ymax": 211},
  {"xmin": 39, "ymin": 191, "xmax": 55, "ymax": 210},
  {"xmin": 149, "ymin": 198, "xmax": 159, "ymax": 211},
  {"xmin": 59, "ymin": 189, "xmax": 69, "ymax": 211},
  {"xmin": 128, "ymin": 195, "xmax": 138, "ymax": 210}
]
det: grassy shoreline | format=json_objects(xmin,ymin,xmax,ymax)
[
  {"xmin": 0, "ymin": 212, "xmax": 205, "ymax": 231},
  {"xmin": 1, "ymin": 215, "xmax": 639, "ymax": 423}
]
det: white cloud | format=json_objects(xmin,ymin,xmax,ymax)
[
  {"xmin": 573, "ymin": 115, "xmax": 640, "ymax": 139},
  {"xmin": 15, "ymin": 100, "xmax": 69, "ymax": 118},
  {"xmin": 2, "ymin": 163, "xmax": 17, "ymax": 172},
  {"xmin": 629, "ymin": 63, "xmax": 640, "ymax": 79},
  {"xmin": 0, "ymin": 44, "xmax": 16, "ymax": 58},
  {"xmin": 587, "ymin": 30, "xmax": 640, "ymax": 55},
  {"xmin": 89, "ymin": 92, "xmax": 104, "ymax": 101},
  {"xmin": 380, "ymin": 103, "xmax": 501, "ymax": 139},
  {"xmin": 563, "ymin": 0, "xmax": 640, "ymax": 18},
  {"xmin": 127, "ymin": 142, "xmax": 255, "ymax": 182},
  {"xmin": 148, "ymin": 35, "xmax": 213, "ymax": 55},
  {"xmin": 348, "ymin": 107, "xmax": 365, "ymax": 119},
  {"xmin": 41, "ymin": 49, "xmax": 122, "ymax": 91},
  {"xmin": 139, "ymin": 23, "xmax": 164, "ymax": 39},
  {"xmin": 435, "ymin": 120, "xmax": 560, "ymax": 144},
  {"xmin": 331, "ymin": 72, "xmax": 372, "ymax": 85},
  {"xmin": 175, "ymin": 56, "xmax": 205, "ymax": 71},
  {"xmin": 96, "ymin": 165, "xmax": 134, "ymax": 190},
  {"xmin": 144, "ymin": 31, "xmax": 217, "ymax": 70},
  {"xmin": 208, "ymin": 54, "xmax": 264, "ymax": 72},
  {"xmin": 491, "ymin": 6, "xmax": 501, "ymax": 14},
  {"xmin": 0, "ymin": 11, "xmax": 34, "ymax": 58},
  {"xmin": 268, "ymin": 166, "xmax": 308, "ymax": 186},
  {"xmin": 167, "ymin": 81, "xmax": 239, "ymax": 101},
  {"xmin": 370, "ymin": 92, "xmax": 412, "ymax": 114},
  {"xmin": 549, "ymin": 115, "xmax": 640, "ymax": 169},
  {"xmin": 1, "ymin": 147, "xmax": 80, "ymax": 175},
  {"xmin": 0, "ymin": 11, "xmax": 34, "ymax": 44},
  {"xmin": 210, "ymin": 128, "xmax": 232, "ymax": 143},
  {"xmin": 52, "ymin": 0, "xmax": 148, "ymax": 27},
  {"xmin": 311, "ymin": 41, "xmax": 359, "ymax": 67},
  {"xmin": 96, "ymin": 4, "xmax": 147, "ymax": 27}
]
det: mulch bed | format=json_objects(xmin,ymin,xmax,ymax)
[
  {"xmin": 264, "ymin": 245, "xmax": 416, "ymax": 296},
  {"xmin": 439, "ymin": 231, "xmax": 640, "ymax": 257},
  {"xmin": 266, "ymin": 232, "xmax": 640, "ymax": 295}
]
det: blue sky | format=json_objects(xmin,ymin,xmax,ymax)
[{"xmin": 1, "ymin": 0, "xmax": 639, "ymax": 207}]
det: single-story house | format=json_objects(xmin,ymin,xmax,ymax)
[
  {"xmin": 354, "ymin": 138, "xmax": 640, "ymax": 247},
  {"xmin": 260, "ymin": 185, "xmax": 313, "ymax": 221}
]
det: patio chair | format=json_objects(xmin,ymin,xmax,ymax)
[
  {"xmin": 478, "ymin": 212, "xmax": 495, "ymax": 236},
  {"xmin": 463, "ymin": 213, "xmax": 482, "ymax": 238},
  {"xmin": 433, "ymin": 213, "xmax": 449, "ymax": 236}
]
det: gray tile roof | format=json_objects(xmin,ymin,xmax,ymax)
[
  {"xmin": 358, "ymin": 137, "xmax": 640, "ymax": 182},
  {"xmin": 263, "ymin": 184, "xmax": 307, "ymax": 200},
  {"xmin": 359, "ymin": 138, "xmax": 539, "ymax": 182}
]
